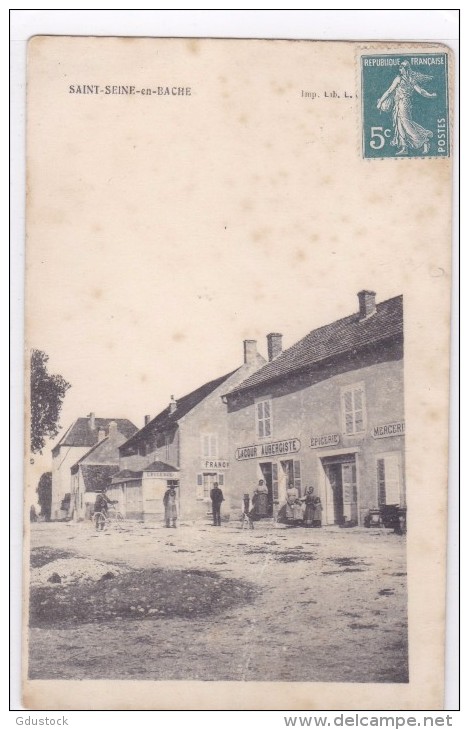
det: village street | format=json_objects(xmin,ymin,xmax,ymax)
[{"xmin": 28, "ymin": 520, "xmax": 408, "ymax": 684}]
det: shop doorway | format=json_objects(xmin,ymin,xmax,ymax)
[
  {"xmin": 259, "ymin": 462, "xmax": 274, "ymax": 516},
  {"xmin": 321, "ymin": 455, "xmax": 358, "ymax": 525}
]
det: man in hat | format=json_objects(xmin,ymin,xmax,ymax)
[
  {"xmin": 163, "ymin": 484, "xmax": 178, "ymax": 528},
  {"xmin": 210, "ymin": 482, "xmax": 224, "ymax": 526}
]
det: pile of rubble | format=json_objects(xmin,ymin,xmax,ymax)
[{"xmin": 30, "ymin": 557, "xmax": 127, "ymax": 586}]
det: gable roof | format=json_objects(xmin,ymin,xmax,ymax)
[
  {"xmin": 111, "ymin": 469, "xmax": 142, "ymax": 483},
  {"xmin": 80, "ymin": 464, "xmax": 120, "ymax": 493},
  {"xmin": 226, "ymin": 295, "xmax": 403, "ymax": 397},
  {"xmin": 53, "ymin": 418, "xmax": 137, "ymax": 453},
  {"xmin": 70, "ymin": 429, "xmax": 129, "ymax": 472},
  {"xmin": 121, "ymin": 369, "xmax": 237, "ymax": 450},
  {"xmin": 143, "ymin": 461, "xmax": 179, "ymax": 472}
]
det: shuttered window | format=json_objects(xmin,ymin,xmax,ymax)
[
  {"xmin": 376, "ymin": 454, "xmax": 401, "ymax": 505},
  {"xmin": 293, "ymin": 460, "xmax": 302, "ymax": 495},
  {"xmin": 197, "ymin": 473, "xmax": 221, "ymax": 500},
  {"xmin": 342, "ymin": 462, "xmax": 357, "ymax": 504},
  {"xmin": 272, "ymin": 463, "xmax": 279, "ymax": 501},
  {"xmin": 256, "ymin": 399, "xmax": 272, "ymax": 439},
  {"xmin": 341, "ymin": 383, "xmax": 366, "ymax": 434},
  {"xmin": 201, "ymin": 433, "xmax": 218, "ymax": 458},
  {"xmin": 196, "ymin": 474, "xmax": 204, "ymax": 500}
]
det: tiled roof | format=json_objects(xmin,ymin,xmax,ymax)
[
  {"xmin": 71, "ymin": 437, "xmax": 109, "ymax": 470},
  {"xmin": 80, "ymin": 465, "xmax": 120, "ymax": 493},
  {"xmin": 70, "ymin": 430, "xmax": 128, "ymax": 471},
  {"xmin": 121, "ymin": 369, "xmax": 237, "ymax": 450},
  {"xmin": 226, "ymin": 295, "xmax": 403, "ymax": 396},
  {"xmin": 111, "ymin": 469, "xmax": 143, "ymax": 483},
  {"xmin": 143, "ymin": 461, "xmax": 179, "ymax": 472},
  {"xmin": 53, "ymin": 418, "xmax": 137, "ymax": 451}
]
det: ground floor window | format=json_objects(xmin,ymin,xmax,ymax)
[
  {"xmin": 376, "ymin": 453, "xmax": 401, "ymax": 506},
  {"xmin": 196, "ymin": 472, "xmax": 225, "ymax": 500}
]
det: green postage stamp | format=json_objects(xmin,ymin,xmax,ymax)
[{"xmin": 361, "ymin": 52, "xmax": 450, "ymax": 159}]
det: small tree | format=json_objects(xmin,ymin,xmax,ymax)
[
  {"xmin": 36, "ymin": 471, "xmax": 52, "ymax": 521},
  {"xmin": 30, "ymin": 350, "xmax": 71, "ymax": 454}
]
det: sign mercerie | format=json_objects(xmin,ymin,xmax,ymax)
[
  {"xmin": 372, "ymin": 422, "xmax": 405, "ymax": 439},
  {"xmin": 236, "ymin": 439, "xmax": 301, "ymax": 461}
]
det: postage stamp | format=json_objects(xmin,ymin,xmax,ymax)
[{"xmin": 361, "ymin": 52, "xmax": 450, "ymax": 159}]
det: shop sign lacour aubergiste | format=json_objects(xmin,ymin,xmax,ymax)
[{"xmin": 235, "ymin": 439, "xmax": 301, "ymax": 461}]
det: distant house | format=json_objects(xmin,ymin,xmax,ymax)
[
  {"xmin": 51, "ymin": 413, "xmax": 137, "ymax": 520},
  {"xmin": 112, "ymin": 341, "xmax": 266, "ymax": 522},
  {"xmin": 223, "ymin": 292, "xmax": 405, "ymax": 526},
  {"xmin": 70, "ymin": 420, "xmax": 138, "ymax": 521}
]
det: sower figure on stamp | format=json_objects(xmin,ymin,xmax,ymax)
[
  {"xmin": 377, "ymin": 60, "xmax": 436, "ymax": 155},
  {"xmin": 210, "ymin": 481, "xmax": 224, "ymax": 526}
]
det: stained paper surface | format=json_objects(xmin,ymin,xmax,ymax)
[{"xmin": 24, "ymin": 37, "xmax": 452, "ymax": 710}]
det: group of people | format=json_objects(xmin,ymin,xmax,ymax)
[
  {"xmin": 285, "ymin": 483, "xmax": 322, "ymax": 528},
  {"xmin": 165, "ymin": 481, "xmax": 225, "ymax": 528},
  {"xmin": 94, "ymin": 478, "xmax": 322, "ymax": 530},
  {"xmin": 242, "ymin": 480, "xmax": 323, "ymax": 529},
  {"xmin": 165, "ymin": 479, "xmax": 323, "ymax": 529}
]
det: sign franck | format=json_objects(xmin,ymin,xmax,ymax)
[
  {"xmin": 201, "ymin": 459, "xmax": 230, "ymax": 470},
  {"xmin": 236, "ymin": 438, "xmax": 301, "ymax": 461}
]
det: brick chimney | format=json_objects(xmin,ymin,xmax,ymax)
[
  {"xmin": 98, "ymin": 428, "xmax": 106, "ymax": 442},
  {"xmin": 243, "ymin": 340, "xmax": 258, "ymax": 366},
  {"xmin": 358, "ymin": 290, "xmax": 377, "ymax": 320},
  {"xmin": 89, "ymin": 412, "xmax": 96, "ymax": 430},
  {"xmin": 267, "ymin": 333, "xmax": 283, "ymax": 362},
  {"xmin": 144, "ymin": 415, "xmax": 151, "ymax": 426},
  {"xmin": 169, "ymin": 395, "xmax": 177, "ymax": 414},
  {"xmin": 108, "ymin": 421, "xmax": 118, "ymax": 441}
]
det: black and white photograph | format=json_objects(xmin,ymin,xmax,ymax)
[{"xmin": 20, "ymin": 32, "xmax": 453, "ymax": 711}]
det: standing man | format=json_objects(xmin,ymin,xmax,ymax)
[
  {"xmin": 210, "ymin": 482, "xmax": 224, "ymax": 526},
  {"xmin": 163, "ymin": 485, "xmax": 178, "ymax": 528}
]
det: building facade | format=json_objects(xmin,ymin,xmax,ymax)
[
  {"xmin": 69, "ymin": 420, "xmax": 135, "ymax": 521},
  {"xmin": 113, "ymin": 341, "xmax": 266, "ymax": 521},
  {"xmin": 50, "ymin": 413, "xmax": 137, "ymax": 520},
  {"xmin": 223, "ymin": 292, "xmax": 405, "ymax": 526}
]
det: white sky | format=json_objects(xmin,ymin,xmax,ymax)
[{"xmin": 14, "ymin": 12, "xmax": 456, "ymax": 483}]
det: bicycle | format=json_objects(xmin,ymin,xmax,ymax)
[{"xmin": 93, "ymin": 505, "xmax": 125, "ymax": 531}]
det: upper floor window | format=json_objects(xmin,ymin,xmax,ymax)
[
  {"xmin": 341, "ymin": 383, "xmax": 366, "ymax": 435},
  {"xmin": 256, "ymin": 399, "xmax": 272, "ymax": 439},
  {"xmin": 201, "ymin": 433, "xmax": 218, "ymax": 458}
]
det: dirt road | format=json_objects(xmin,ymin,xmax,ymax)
[{"xmin": 28, "ymin": 520, "xmax": 408, "ymax": 683}]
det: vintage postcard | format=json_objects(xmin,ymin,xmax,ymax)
[{"xmin": 23, "ymin": 37, "xmax": 453, "ymax": 710}]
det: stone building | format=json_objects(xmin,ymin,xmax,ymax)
[
  {"xmin": 50, "ymin": 413, "xmax": 137, "ymax": 520},
  {"xmin": 223, "ymin": 292, "xmax": 405, "ymax": 526},
  {"xmin": 111, "ymin": 341, "xmax": 266, "ymax": 521}
]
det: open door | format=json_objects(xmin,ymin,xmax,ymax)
[{"xmin": 321, "ymin": 455, "xmax": 358, "ymax": 525}]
